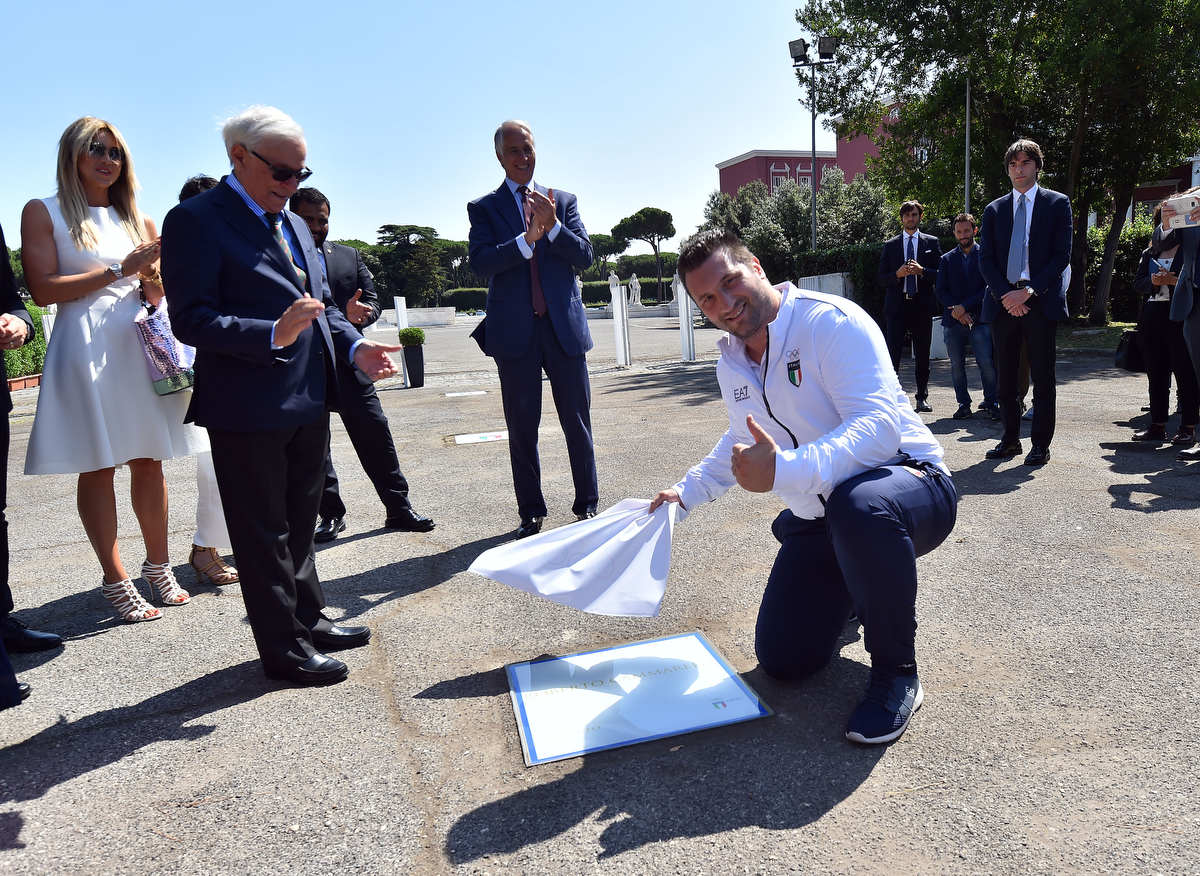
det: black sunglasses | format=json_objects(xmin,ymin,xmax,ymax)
[
  {"xmin": 250, "ymin": 149, "xmax": 313, "ymax": 183},
  {"xmin": 87, "ymin": 141, "xmax": 123, "ymax": 162}
]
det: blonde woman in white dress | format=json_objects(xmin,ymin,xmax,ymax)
[{"xmin": 20, "ymin": 117, "xmax": 207, "ymax": 622}]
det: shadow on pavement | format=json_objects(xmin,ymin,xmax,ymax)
[
  {"xmin": 598, "ymin": 367, "xmax": 721, "ymax": 407},
  {"xmin": 0, "ymin": 660, "xmax": 269, "ymax": 847},
  {"xmin": 432, "ymin": 656, "xmax": 886, "ymax": 863},
  {"xmin": 1099, "ymin": 441, "xmax": 1200, "ymax": 512},
  {"xmin": 320, "ymin": 533, "xmax": 512, "ymax": 624}
]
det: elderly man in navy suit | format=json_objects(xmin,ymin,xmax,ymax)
[
  {"xmin": 467, "ymin": 120, "xmax": 597, "ymax": 539},
  {"xmin": 163, "ymin": 106, "xmax": 402, "ymax": 686},
  {"xmin": 979, "ymin": 139, "xmax": 1072, "ymax": 466},
  {"xmin": 877, "ymin": 200, "xmax": 942, "ymax": 412}
]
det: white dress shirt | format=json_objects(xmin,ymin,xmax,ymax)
[{"xmin": 1011, "ymin": 183, "xmax": 1039, "ymax": 282}]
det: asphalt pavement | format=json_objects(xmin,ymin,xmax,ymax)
[{"xmin": 1, "ymin": 315, "xmax": 1197, "ymax": 874}]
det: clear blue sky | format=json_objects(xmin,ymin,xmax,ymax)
[{"xmin": 1, "ymin": 0, "xmax": 837, "ymax": 259}]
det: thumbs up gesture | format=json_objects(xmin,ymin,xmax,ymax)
[{"xmin": 731, "ymin": 415, "xmax": 777, "ymax": 492}]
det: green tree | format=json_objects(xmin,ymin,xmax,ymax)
[
  {"xmin": 794, "ymin": 0, "xmax": 1200, "ymax": 322},
  {"xmin": 612, "ymin": 207, "xmax": 676, "ymax": 296},
  {"xmin": 587, "ymin": 233, "xmax": 628, "ymax": 280},
  {"xmin": 435, "ymin": 239, "xmax": 482, "ymax": 291},
  {"xmin": 814, "ymin": 167, "xmax": 891, "ymax": 250},
  {"xmin": 7, "ymin": 248, "xmax": 24, "ymax": 295},
  {"xmin": 375, "ymin": 225, "xmax": 446, "ymax": 307}
]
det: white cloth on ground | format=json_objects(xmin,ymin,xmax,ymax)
[{"xmin": 468, "ymin": 498, "xmax": 679, "ymax": 617}]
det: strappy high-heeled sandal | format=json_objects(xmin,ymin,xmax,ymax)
[
  {"xmin": 189, "ymin": 544, "xmax": 239, "ymax": 586},
  {"xmin": 101, "ymin": 578, "xmax": 163, "ymax": 622},
  {"xmin": 140, "ymin": 560, "xmax": 190, "ymax": 606}
]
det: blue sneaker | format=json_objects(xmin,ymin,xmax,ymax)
[{"xmin": 845, "ymin": 668, "xmax": 923, "ymax": 744}]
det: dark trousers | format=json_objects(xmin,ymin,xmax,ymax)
[
  {"xmin": 496, "ymin": 317, "xmax": 598, "ymax": 519},
  {"xmin": 0, "ymin": 639, "xmax": 18, "ymax": 708},
  {"xmin": 319, "ymin": 378, "xmax": 412, "ymax": 520},
  {"xmin": 992, "ymin": 306, "xmax": 1057, "ymax": 447},
  {"xmin": 886, "ymin": 299, "xmax": 933, "ymax": 398},
  {"xmin": 754, "ymin": 464, "xmax": 958, "ymax": 679},
  {"xmin": 208, "ymin": 416, "xmax": 329, "ymax": 672},
  {"xmin": 1139, "ymin": 302, "xmax": 1199, "ymax": 426},
  {"xmin": 0, "ymin": 414, "xmax": 12, "ymax": 618},
  {"xmin": 1178, "ymin": 303, "xmax": 1200, "ymax": 412}
]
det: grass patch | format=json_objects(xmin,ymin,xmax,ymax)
[{"xmin": 1056, "ymin": 320, "xmax": 1132, "ymax": 351}]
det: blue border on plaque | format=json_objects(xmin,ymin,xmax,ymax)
[{"xmin": 506, "ymin": 631, "xmax": 772, "ymax": 766}]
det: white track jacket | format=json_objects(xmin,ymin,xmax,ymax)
[{"xmin": 674, "ymin": 283, "xmax": 948, "ymax": 520}]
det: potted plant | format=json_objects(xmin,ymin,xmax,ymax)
[{"xmin": 397, "ymin": 326, "xmax": 426, "ymax": 388}]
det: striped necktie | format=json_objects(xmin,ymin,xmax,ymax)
[{"xmin": 265, "ymin": 212, "xmax": 308, "ymax": 291}]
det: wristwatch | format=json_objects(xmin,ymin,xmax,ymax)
[{"xmin": 108, "ymin": 263, "xmax": 123, "ymax": 280}]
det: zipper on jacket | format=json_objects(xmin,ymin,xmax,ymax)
[{"xmin": 760, "ymin": 331, "xmax": 799, "ymax": 449}]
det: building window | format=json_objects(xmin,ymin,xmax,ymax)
[
  {"xmin": 796, "ymin": 175, "xmax": 812, "ymax": 190},
  {"xmin": 771, "ymin": 174, "xmax": 789, "ymax": 193}
]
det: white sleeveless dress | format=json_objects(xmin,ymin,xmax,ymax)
[{"xmin": 24, "ymin": 197, "xmax": 207, "ymax": 475}]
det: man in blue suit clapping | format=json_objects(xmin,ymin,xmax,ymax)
[{"xmin": 467, "ymin": 121, "xmax": 598, "ymax": 539}]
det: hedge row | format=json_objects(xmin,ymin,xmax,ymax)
[
  {"xmin": 445, "ymin": 281, "xmax": 676, "ymax": 310},
  {"xmin": 3, "ymin": 302, "xmax": 47, "ymax": 379}
]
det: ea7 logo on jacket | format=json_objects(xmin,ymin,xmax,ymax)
[
  {"xmin": 787, "ymin": 360, "xmax": 802, "ymax": 387},
  {"xmin": 733, "ymin": 385, "xmax": 750, "ymax": 402}
]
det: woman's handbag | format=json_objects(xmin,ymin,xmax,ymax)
[
  {"xmin": 1114, "ymin": 329, "xmax": 1145, "ymax": 373},
  {"xmin": 134, "ymin": 286, "xmax": 195, "ymax": 395}
]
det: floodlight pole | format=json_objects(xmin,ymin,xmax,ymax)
[
  {"xmin": 811, "ymin": 64, "xmax": 818, "ymax": 250},
  {"xmin": 965, "ymin": 75, "xmax": 971, "ymax": 213}
]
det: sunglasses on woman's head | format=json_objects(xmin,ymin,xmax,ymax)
[
  {"xmin": 251, "ymin": 149, "xmax": 313, "ymax": 183},
  {"xmin": 87, "ymin": 141, "xmax": 123, "ymax": 162}
]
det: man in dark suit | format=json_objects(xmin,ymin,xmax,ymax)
[
  {"xmin": 288, "ymin": 188, "xmax": 434, "ymax": 542},
  {"xmin": 877, "ymin": 200, "xmax": 942, "ymax": 411},
  {"xmin": 934, "ymin": 212, "xmax": 998, "ymax": 420},
  {"xmin": 1161, "ymin": 190, "xmax": 1200, "ymax": 461},
  {"xmin": 0, "ymin": 221, "xmax": 61, "ymax": 689},
  {"xmin": 467, "ymin": 120, "xmax": 597, "ymax": 539},
  {"xmin": 978, "ymin": 139, "xmax": 1072, "ymax": 466},
  {"xmin": 163, "ymin": 106, "xmax": 402, "ymax": 686}
]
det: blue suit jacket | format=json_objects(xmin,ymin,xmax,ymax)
[
  {"xmin": 467, "ymin": 182, "xmax": 593, "ymax": 359},
  {"xmin": 1168, "ymin": 225, "xmax": 1200, "ymax": 323},
  {"xmin": 876, "ymin": 231, "xmax": 941, "ymax": 318},
  {"xmin": 978, "ymin": 187, "xmax": 1072, "ymax": 322},
  {"xmin": 934, "ymin": 244, "xmax": 988, "ymax": 325},
  {"xmin": 162, "ymin": 178, "xmax": 362, "ymax": 432}
]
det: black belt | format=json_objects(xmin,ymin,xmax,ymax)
[{"xmin": 1009, "ymin": 280, "xmax": 1030, "ymax": 290}]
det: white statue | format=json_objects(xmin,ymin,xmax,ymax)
[
  {"xmin": 575, "ymin": 275, "xmax": 584, "ymax": 295},
  {"xmin": 629, "ymin": 274, "xmax": 641, "ymax": 308},
  {"xmin": 608, "ymin": 270, "xmax": 620, "ymax": 297},
  {"xmin": 671, "ymin": 271, "xmax": 684, "ymax": 303}
]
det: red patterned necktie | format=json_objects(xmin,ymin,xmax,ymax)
[{"xmin": 518, "ymin": 186, "xmax": 547, "ymax": 316}]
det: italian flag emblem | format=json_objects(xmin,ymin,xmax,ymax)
[{"xmin": 787, "ymin": 360, "xmax": 802, "ymax": 387}]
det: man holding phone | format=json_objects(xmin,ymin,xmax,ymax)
[{"xmin": 877, "ymin": 201, "xmax": 942, "ymax": 412}]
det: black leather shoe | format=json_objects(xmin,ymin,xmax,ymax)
[
  {"xmin": 1177, "ymin": 445, "xmax": 1200, "ymax": 461},
  {"xmin": 383, "ymin": 508, "xmax": 435, "ymax": 532},
  {"xmin": 985, "ymin": 441, "xmax": 1022, "ymax": 460},
  {"xmin": 1024, "ymin": 446, "xmax": 1051, "ymax": 465},
  {"xmin": 914, "ymin": 398, "xmax": 933, "ymax": 413},
  {"xmin": 1132, "ymin": 425, "xmax": 1167, "ymax": 442},
  {"xmin": 575, "ymin": 506, "xmax": 597, "ymax": 521},
  {"xmin": 952, "ymin": 403, "xmax": 973, "ymax": 420},
  {"xmin": 310, "ymin": 617, "xmax": 371, "ymax": 651},
  {"xmin": 314, "ymin": 516, "xmax": 347, "ymax": 543},
  {"xmin": 264, "ymin": 653, "xmax": 349, "ymax": 686},
  {"xmin": 2, "ymin": 681, "xmax": 31, "ymax": 709},
  {"xmin": 1, "ymin": 616, "xmax": 63, "ymax": 653},
  {"xmin": 516, "ymin": 516, "xmax": 544, "ymax": 539}
]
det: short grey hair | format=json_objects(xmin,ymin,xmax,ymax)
[
  {"xmin": 494, "ymin": 119, "xmax": 533, "ymax": 156},
  {"xmin": 222, "ymin": 105, "xmax": 305, "ymax": 163}
]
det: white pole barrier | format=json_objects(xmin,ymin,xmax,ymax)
[
  {"xmin": 393, "ymin": 296, "xmax": 409, "ymax": 386},
  {"xmin": 611, "ymin": 285, "xmax": 631, "ymax": 366},
  {"xmin": 678, "ymin": 289, "xmax": 696, "ymax": 362}
]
